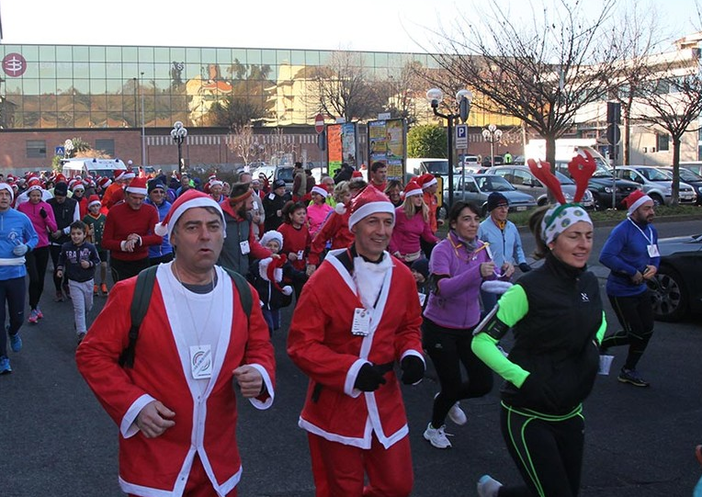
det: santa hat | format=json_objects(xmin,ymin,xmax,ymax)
[
  {"xmin": 125, "ymin": 177, "xmax": 148, "ymax": 196},
  {"xmin": 72, "ymin": 181, "xmax": 85, "ymax": 192},
  {"xmin": 27, "ymin": 176, "xmax": 42, "ymax": 187},
  {"xmin": 154, "ymin": 189, "xmax": 225, "ymax": 238},
  {"xmin": 26, "ymin": 184, "xmax": 43, "ymax": 195},
  {"xmin": 418, "ymin": 173, "xmax": 438, "ymax": 189},
  {"xmin": 115, "ymin": 169, "xmax": 135, "ymax": 181},
  {"xmin": 98, "ymin": 177, "xmax": 111, "ymax": 189},
  {"xmin": 348, "ymin": 186, "xmax": 395, "ymax": 230},
  {"xmin": 259, "ymin": 254, "xmax": 292, "ymax": 295},
  {"xmin": 402, "ymin": 180, "xmax": 423, "ymax": 198},
  {"xmin": 0, "ymin": 183, "xmax": 14, "ymax": 202},
  {"xmin": 311, "ymin": 185, "xmax": 328, "ymax": 198},
  {"xmin": 351, "ymin": 170, "xmax": 363, "ymax": 178},
  {"xmin": 624, "ymin": 189, "xmax": 653, "ymax": 216},
  {"xmin": 260, "ymin": 230, "xmax": 284, "ymax": 250},
  {"xmin": 88, "ymin": 194, "xmax": 101, "ymax": 208},
  {"xmin": 55, "ymin": 173, "xmax": 67, "ymax": 183},
  {"xmin": 209, "ymin": 179, "xmax": 223, "ymax": 188}
]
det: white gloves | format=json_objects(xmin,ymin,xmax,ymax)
[{"xmin": 13, "ymin": 244, "xmax": 28, "ymax": 256}]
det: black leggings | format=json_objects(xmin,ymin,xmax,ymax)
[
  {"xmin": 498, "ymin": 403, "xmax": 585, "ymax": 497},
  {"xmin": 422, "ymin": 317, "xmax": 494, "ymax": 428},
  {"xmin": 25, "ymin": 245, "xmax": 50, "ymax": 310},
  {"xmin": 0, "ymin": 277, "xmax": 26, "ymax": 357},
  {"xmin": 49, "ymin": 244, "xmax": 66, "ymax": 292},
  {"xmin": 604, "ymin": 291, "xmax": 654, "ymax": 370},
  {"xmin": 110, "ymin": 257, "xmax": 150, "ymax": 283}
]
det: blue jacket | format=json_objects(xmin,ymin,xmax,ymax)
[
  {"xmin": 0, "ymin": 208, "xmax": 38, "ymax": 280},
  {"xmin": 478, "ymin": 217, "xmax": 526, "ymax": 268},
  {"xmin": 145, "ymin": 198, "xmax": 173, "ymax": 259},
  {"xmin": 599, "ymin": 217, "xmax": 659, "ymax": 297}
]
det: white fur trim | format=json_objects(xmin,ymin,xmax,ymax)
[
  {"xmin": 334, "ymin": 203, "xmax": 347, "ymax": 214},
  {"xmin": 125, "ymin": 186, "xmax": 147, "ymax": 195},
  {"xmin": 258, "ymin": 257, "xmax": 273, "ymax": 281},
  {"xmin": 282, "ymin": 285, "xmax": 293, "ymax": 296},
  {"xmin": 627, "ymin": 194, "xmax": 653, "ymax": 215},
  {"xmin": 481, "ymin": 280, "xmax": 514, "ymax": 295},
  {"xmin": 404, "ymin": 187, "xmax": 423, "ymax": 198},
  {"xmin": 421, "ymin": 177, "xmax": 438, "ymax": 188},
  {"xmin": 348, "ymin": 201, "xmax": 395, "ymax": 229},
  {"xmin": 0, "ymin": 183, "xmax": 14, "ymax": 201},
  {"xmin": 154, "ymin": 197, "xmax": 224, "ymax": 237},
  {"xmin": 311, "ymin": 186, "xmax": 328, "ymax": 198}
]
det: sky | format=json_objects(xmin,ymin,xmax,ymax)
[{"xmin": 0, "ymin": 0, "xmax": 698, "ymax": 53}]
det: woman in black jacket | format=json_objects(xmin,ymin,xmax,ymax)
[{"xmin": 472, "ymin": 156, "xmax": 606, "ymax": 497}]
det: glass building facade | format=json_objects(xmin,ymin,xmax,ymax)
[{"xmin": 0, "ymin": 44, "xmax": 446, "ymax": 130}]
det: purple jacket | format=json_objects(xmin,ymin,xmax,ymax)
[{"xmin": 423, "ymin": 231, "xmax": 493, "ymax": 330}]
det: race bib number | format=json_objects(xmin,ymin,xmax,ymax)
[
  {"xmin": 190, "ymin": 345, "xmax": 212, "ymax": 380},
  {"xmin": 351, "ymin": 308, "xmax": 371, "ymax": 337}
]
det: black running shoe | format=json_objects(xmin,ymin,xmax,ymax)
[{"xmin": 618, "ymin": 368, "xmax": 650, "ymax": 387}]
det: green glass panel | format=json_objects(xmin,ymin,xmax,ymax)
[
  {"xmin": 40, "ymin": 78, "xmax": 57, "ymax": 94},
  {"xmin": 74, "ymin": 63, "xmax": 90, "ymax": 79},
  {"xmin": 262, "ymin": 49, "xmax": 276, "ymax": 65},
  {"xmin": 106, "ymin": 62, "xmax": 122, "ymax": 78},
  {"xmin": 186, "ymin": 48, "xmax": 200, "ymax": 62},
  {"xmin": 90, "ymin": 46, "xmax": 106, "ymax": 62},
  {"xmin": 91, "ymin": 79, "xmax": 107, "ymax": 94},
  {"xmin": 106, "ymin": 46, "xmax": 122, "ymax": 61},
  {"xmin": 56, "ymin": 46, "xmax": 72, "ymax": 61},
  {"xmin": 171, "ymin": 47, "xmax": 186, "ymax": 60},
  {"xmin": 138, "ymin": 47, "xmax": 154, "ymax": 63},
  {"xmin": 106, "ymin": 79, "xmax": 124, "ymax": 93},
  {"xmin": 56, "ymin": 62, "xmax": 72, "ymax": 78},
  {"xmin": 22, "ymin": 79, "xmax": 39, "ymax": 94},
  {"xmin": 123, "ymin": 63, "xmax": 138, "ymax": 79},
  {"xmin": 122, "ymin": 46, "xmax": 138, "ymax": 63},
  {"xmin": 73, "ymin": 46, "xmax": 90, "ymax": 62},
  {"xmin": 231, "ymin": 49, "xmax": 247, "ymax": 62},
  {"xmin": 290, "ymin": 50, "xmax": 305, "ymax": 65},
  {"xmin": 39, "ymin": 45, "xmax": 56, "ymax": 61},
  {"xmin": 247, "ymin": 49, "xmax": 262, "ymax": 64},
  {"xmin": 57, "ymin": 79, "xmax": 73, "ymax": 93},
  {"xmin": 38, "ymin": 62, "xmax": 56, "ymax": 78},
  {"xmin": 202, "ymin": 48, "xmax": 216, "ymax": 63},
  {"xmin": 217, "ymin": 48, "xmax": 231, "ymax": 63},
  {"xmin": 91, "ymin": 62, "xmax": 106, "ymax": 79},
  {"xmin": 154, "ymin": 47, "xmax": 169, "ymax": 63},
  {"xmin": 21, "ymin": 46, "xmax": 39, "ymax": 60}
]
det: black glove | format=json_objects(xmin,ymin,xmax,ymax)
[
  {"xmin": 400, "ymin": 356, "xmax": 425, "ymax": 385},
  {"xmin": 39, "ymin": 207, "xmax": 47, "ymax": 219},
  {"xmin": 354, "ymin": 363, "xmax": 387, "ymax": 392},
  {"xmin": 519, "ymin": 262, "xmax": 532, "ymax": 273}
]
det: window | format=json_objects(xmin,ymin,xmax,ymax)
[
  {"xmin": 95, "ymin": 139, "xmax": 115, "ymax": 157},
  {"xmin": 26, "ymin": 140, "xmax": 46, "ymax": 158},
  {"xmin": 657, "ymin": 134, "xmax": 670, "ymax": 152}
]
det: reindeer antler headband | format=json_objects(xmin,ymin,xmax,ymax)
[{"xmin": 527, "ymin": 149, "xmax": 596, "ymax": 245}]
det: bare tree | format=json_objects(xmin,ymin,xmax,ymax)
[
  {"xmin": 313, "ymin": 51, "xmax": 385, "ymax": 122},
  {"xmin": 428, "ymin": 0, "xmax": 624, "ymax": 167},
  {"xmin": 383, "ymin": 61, "xmax": 426, "ymax": 125},
  {"xmin": 227, "ymin": 125, "xmax": 264, "ymax": 167},
  {"xmin": 632, "ymin": 46, "xmax": 702, "ymax": 204}
]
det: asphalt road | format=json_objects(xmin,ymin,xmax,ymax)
[{"xmin": 1, "ymin": 219, "xmax": 700, "ymax": 497}]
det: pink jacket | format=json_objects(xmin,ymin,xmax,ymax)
[
  {"xmin": 307, "ymin": 202, "xmax": 333, "ymax": 236},
  {"xmin": 388, "ymin": 207, "xmax": 438, "ymax": 257},
  {"xmin": 17, "ymin": 200, "xmax": 58, "ymax": 248}
]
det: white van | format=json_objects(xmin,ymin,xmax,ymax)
[{"xmin": 61, "ymin": 158, "xmax": 127, "ymax": 178}]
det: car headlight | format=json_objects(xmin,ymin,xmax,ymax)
[
  {"xmin": 564, "ymin": 192, "xmax": 574, "ymax": 202},
  {"xmin": 604, "ymin": 186, "xmax": 613, "ymax": 193}
]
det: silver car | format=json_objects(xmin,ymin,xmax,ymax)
[
  {"xmin": 444, "ymin": 174, "xmax": 538, "ymax": 217},
  {"xmin": 486, "ymin": 165, "xmax": 595, "ymax": 208},
  {"xmin": 613, "ymin": 166, "xmax": 696, "ymax": 206}
]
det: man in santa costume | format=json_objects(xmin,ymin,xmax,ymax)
[
  {"xmin": 77, "ymin": 189, "xmax": 276, "ymax": 497},
  {"xmin": 102, "ymin": 169, "xmax": 136, "ymax": 211},
  {"xmin": 287, "ymin": 186, "xmax": 425, "ymax": 497}
]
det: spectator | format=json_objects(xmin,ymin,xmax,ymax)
[
  {"xmin": 263, "ymin": 179, "xmax": 289, "ymax": 231},
  {"xmin": 384, "ymin": 179, "xmax": 403, "ymax": 208},
  {"xmin": 368, "ymin": 161, "xmax": 388, "ymax": 191}
]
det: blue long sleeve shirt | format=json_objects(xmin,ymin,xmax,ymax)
[
  {"xmin": 478, "ymin": 217, "xmax": 526, "ymax": 268},
  {"xmin": 0, "ymin": 207, "xmax": 39, "ymax": 280},
  {"xmin": 145, "ymin": 198, "xmax": 173, "ymax": 259},
  {"xmin": 599, "ymin": 217, "xmax": 659, "ymax": 297}
]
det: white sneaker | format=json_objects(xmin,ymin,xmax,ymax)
[
  {"xmin": 423, "ymin": 423, "xmax": 452, "ymax": 449},
  {"xmin": 448, "ymin": 401, "xmax": 467, "ymax": 425},
  {"xmin": 477, "ymin": 475, "xmax": 502, "ymax": 497}
]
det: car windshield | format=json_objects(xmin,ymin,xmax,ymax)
[
  {"xmin": 675, "ymin": 168, "xmax": 702, "ymax": 182},
  {"xmin": 556, "ymin": 171, "xmax": 574, "ymax": 184},
  {"xmin": 639, "ymin": 168, "xmax": 671, "ymax": 181},
  {"xmin": 422, "ymin": 160, "xmax": 449, "ymax": 175},
  {"xmin": 276, "ymin": 168, "xmax": 294, "ymax": 182},
  {"xmin": 592, "ymin": 163, "xmax": 614, "ymax": 178},
  {"xmin": 475, "ymin": 175, "xmax": 515, "ymax": 192}
]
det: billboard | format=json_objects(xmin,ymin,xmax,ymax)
[
  {"xmin": 367, "ymin": 118, "xmax": 406, "ymax": 180},
  {"xmin": 326, "ymin": 123, "xmax": 358, "ymax": 178}
]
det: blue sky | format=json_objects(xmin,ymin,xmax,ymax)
[{"xmin": 0, "ymin": 0, "xmax": 698, "ymax": 53}]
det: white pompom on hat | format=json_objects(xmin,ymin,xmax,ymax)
[
  {"xmin": 154, "ymin": 189, "xmax": 225, "ymax": 238},
  {"xmin": 348, "ymin": 186, "xmax": 395, "ymax": 230}
]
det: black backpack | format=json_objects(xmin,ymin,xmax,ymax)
[{"xmin": 119, "ymin": 265, "xmax": 253, "ymax": 368}]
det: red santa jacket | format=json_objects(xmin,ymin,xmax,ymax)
[
  {"xmin": 307, "ymin": 208, "xmax": 353, "ymax": 266},
  {"xmin": 287, "ymin": 249, "xmax": 423, "ymax": 449},
  {"xmin": 76, "ymin": 265, "xmax": 276, "ymax": 496}
]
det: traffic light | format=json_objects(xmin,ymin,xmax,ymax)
[{"xmin": 606, "ymin": 101, "xmax": 621, "ymax": 146}]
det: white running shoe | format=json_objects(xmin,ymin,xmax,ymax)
[
  {"xmin": 448, "ymin": 401, "xmax": 467, "ymax": 425},
  {"xmin": 477, "ymin": 475, "xmax": 503, "ymax": 497},
  {"xmin": 423, "ymin": 423, "xmax": 452, "ymax": 449}
]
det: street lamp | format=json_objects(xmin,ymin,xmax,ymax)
[
  {"xmin": 170, "ymin": 121, "xmax": 188, "ymax": 174},
  {"xmin": 426, "ymin": 88, "xmax": 473, "ymax": 209},
  {"xmin": 482, "ymin": 124, "xmax": 503, "ymax": 167}
]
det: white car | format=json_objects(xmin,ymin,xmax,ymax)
[{"xmin": 613, "ymin": 166, "xmax": 696, "ymax": 206}]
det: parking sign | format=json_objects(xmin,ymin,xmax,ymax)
[{"xmin": 455, "ymin": 125, "xmax": 468, "ymax": 150}]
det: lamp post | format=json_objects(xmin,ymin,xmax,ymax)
[
  {"xmin": 426, "ymin": 88, "xmax": 473, "ymax": 209},
  {"xmin": 482, "ymin": 124, "xmax": 503, "ymax": 167},
  {"xmin": 170, "ymin": 121, "xmax": 188, "ymax": 174}
]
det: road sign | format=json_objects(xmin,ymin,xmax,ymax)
[
  {"xmin": 455, "ymin": 124, "xmax": 468, "ymax": 149},
  {"xmin": 314, "ymin": 114, "xmax": 325, "ymax": 134},
  {"xmin": 55, "ymin": 146, "xmax": 65, "ymax": 156}
]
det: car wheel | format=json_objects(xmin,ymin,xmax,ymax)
[
  {"xmin": 649, "ymin": 193, "xmax": 664, "ymax": 207},
  {"xmin": 592, "ymin": 193, "xmax": 603, "ymax": 211},
  {"xmin": 648, "ymin": 266, "xmax": 689, "ymax": 322}
]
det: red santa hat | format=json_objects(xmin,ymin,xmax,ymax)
[
  {"xmin": 27, "ymin": 176, "xmax": 42, "ymax": 187},
  {"xmin": 125, "ymin": 177, "xmax": 148, "ymax": 196},
  {"xmin": 98, "ymin": 177, "xmax": 112, "ymax": 189},
  {"xmin": 55, "ymin": 173, "xmax": 67, "ymax": 183},
  {"xmin": 348, "ymin": 186, "xmax": 395, "ymax": 230},
  {"xmin": 311, "ymin": 185, "xmax": 328, "ymax": 198},
  {"xmin": 71, "ymin": 180, "xmax": 85, "ymax": 192},
  {"xmin": 154, "ymin": 189, "xmax": 225, "ymax": 238},
  {"xmin": 402, "ymin": 180, "xmax": 423, "ymax": 198},
  {"xmin": 624, "ymin": 189, "xmax": 653, "ymax": 216},
  {"xmin": 351, "ymin": 170, "xmax": 363, "ymax": 178},
  {"xmin": 26, "ymin": 184, "xmax": 43, "ymax": 195},
  {"xmin": 88, "ymin": 194, "xmax": 101, "ymax": 208},
  {"xmin": 418, "ymin": 173, "xmax": 438, "ymax": 189},
  {"xmin": 258, "ymin": 254, "xmax": 292, "ymax": 295}
]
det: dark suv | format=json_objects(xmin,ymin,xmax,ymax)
[{"xmin": 554, "ymin": 161, "xmax": 639, "ymax": 210}]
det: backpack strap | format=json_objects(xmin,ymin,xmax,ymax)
[
  {"xmin": 119, "ymin": 265, "xmax": 253, "ymax": 369},
  {"xmin": 119, "ymin": 265, "xmax": 158, "ymax": 369}
]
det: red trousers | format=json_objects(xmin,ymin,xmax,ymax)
[
  {"xmin": 307, "ymin": 432, "xmax": 413, "ymax": 497},
  {"xmin": 129, "ymin": 454, "xmax": 237, "ymax": 497}
]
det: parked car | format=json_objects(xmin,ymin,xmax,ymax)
[
  {"xmin": 486, "ymin": 165, "xmax": 595, "ymax": 209},
  {"xmin": 660, "ymin": 167, "xmax": 702, "ymax": 205},
  {"xmin": 680, "ymin": 161, "xmax": 702, "ymax": 177},
  {"xmin": 613, "ymin": 166, "xmax": 696, "ymax": 206},
  {"xmin": 647, "ymin": 233, "xmax": 702, "ymax": 321},
  {"xmin": 275, "ymin": 165, "xmax": 295, "ymax": 191},
  {"xmin": 481, "ymin": 155, "xmax": 505, "ymax": 167},
  {"xmin": 444, "ymin": 174, "xmax": 538, "ymax": 217},
  {"xmin": 554, "ymin": 161, "xmax": 640, "ymax": 210}
]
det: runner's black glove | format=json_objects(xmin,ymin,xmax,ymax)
[
  {"xmin": 39, "ymin": 207, "xmax": 47, "ymax": 219},
  {"xmin": 519, "ymin": 262, "xmax": 531, "ymax": 273},
  {"xmin": 354, "ymin": 363, "xmax": 387, "ymax": 392},
  {"xmin": 400, "ymin": 356, "xmax": 424, "ymax": 385}
]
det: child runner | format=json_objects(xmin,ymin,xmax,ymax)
[
  {"xmin": 56, "ymin": 221, "xmax": 101, "ymax": 345},
  {"xmin": 82, "ymin": 195, "xmax": 109, "ymax": 296},
  {"xmin": 277, "ymin": 201, "xmax": 311, "ymax": 298}
]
